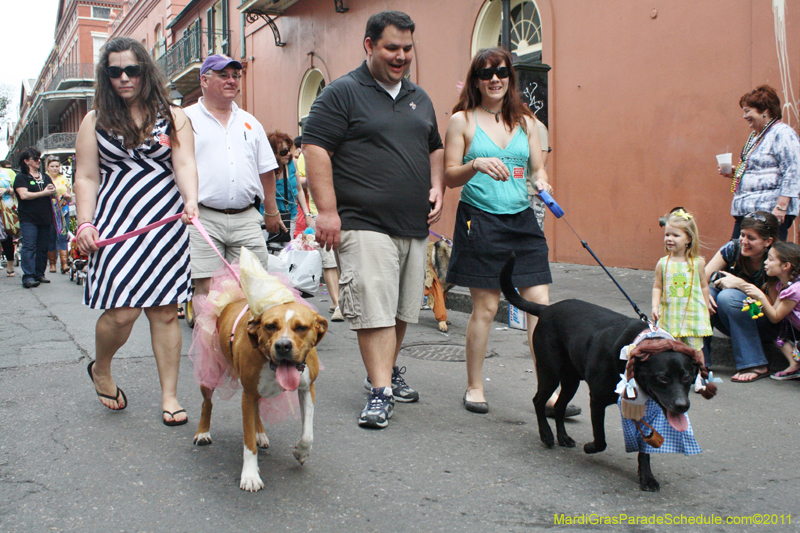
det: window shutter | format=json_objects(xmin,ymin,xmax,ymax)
[
  {"xmin": 221, "ymin": 0, "xmax": 229, "ymax": 55},
  {"xmin": 207, "ymin": 7, "xmax": 214, "ymax": 53}
]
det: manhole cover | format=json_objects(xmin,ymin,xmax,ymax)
[{"xmin": 399, "ymin": 343, "xmax": 497, "ymax": 362}]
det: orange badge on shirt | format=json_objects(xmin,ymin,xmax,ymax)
[{"xmin": 244, "ymin": 123, "xmax": 252, "ymax": 130}]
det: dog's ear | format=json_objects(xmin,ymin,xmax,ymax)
[
  {"xmin": 314, "ymin": 314, "xmax": 328, "ymax": 345},
  {"xmin": 246, "ymin": 318, "xmax": 261, "ymax": 349}
]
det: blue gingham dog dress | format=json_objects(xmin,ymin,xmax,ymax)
[{"xmin": 619, "ymin": 397, "xmax": 702, "ymax": 455}]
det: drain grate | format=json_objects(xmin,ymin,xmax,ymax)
[{"xmin": 399, "ymin": 343, "xmax": 497, "ymax": 362}]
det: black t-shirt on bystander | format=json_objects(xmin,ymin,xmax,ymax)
[{"xmin": 14, "ymin": 171, "xmax": 54, "ymax": 226}]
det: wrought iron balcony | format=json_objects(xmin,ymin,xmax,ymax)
[
  {"xmin": 46, "ymin": 63, "xmax": 95, "ymax": 93},
  {"xmin": 37, "ymin": 132, "xmax": 79, "ymax": 152},
  {"xmin": 158, "ymin": 28, "xmax": 231, "ymax": 79}
]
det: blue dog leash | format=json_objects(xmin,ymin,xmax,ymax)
[{"xmin": 537, "ymin": 191, "xmax": 650, "ymax": 323}]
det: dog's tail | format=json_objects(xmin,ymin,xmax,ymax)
[{"xmin": 500, "ymin": 253, "xmax": 547, "ymax": 317}]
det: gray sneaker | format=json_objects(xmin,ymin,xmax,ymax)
[
  {"xmin": 358, "ymin": 387, "xmax": 394, "ymax": 429},
  {"xmin": 363, "ymin": 365, "xmax": 419, "ymax": 403}
]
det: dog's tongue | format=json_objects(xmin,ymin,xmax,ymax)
[
  {"xmin": 275, "ymin": 362, "xmax": 301, "ymax": 391},
  {"xmin": 666, "ymin": 411, "xmax": 688, "ymax": 432}
]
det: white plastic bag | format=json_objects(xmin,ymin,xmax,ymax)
[
  {"xmin": 279, "ymin": 249, "xmax": 322, "ymax": 295},
  {"xmin": 267, "ymin": 253, "xmax": 290, "ymax": 277}
]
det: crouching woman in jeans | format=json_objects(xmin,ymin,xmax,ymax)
[{"xmin": 704, "ymin": 211, "xmax": 779, "ymax": 382}]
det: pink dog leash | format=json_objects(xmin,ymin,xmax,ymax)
[
  {"xmin": 94, "ymin": 213, "xmax": 184, "ymax": 247},
  {"xmin": 87, "ymin": 212, "xmax": 240, "ymax": 281}
]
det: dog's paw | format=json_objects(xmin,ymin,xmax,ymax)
[
  {"xmin": 256, "ymin": 432, "xmax": 270, "ymax": 449},
  {"xmin": 193, "ymin": 432, "xmax": 212, "ymax": 446},
  {"xmin": 539, "ymin": 432, "xmax": 555, "ymax": 448},
  {"xmin": 639, "ymin": 476, "xmax": 660, "ymax": 492},
  {"xmin": 583, "ymin": 441, "xmax": 606, "ymax": 454},
  {"xmin": 557, "ymin": 435, "xmax": 576, "ymax": 448},
  {"xmin": 293, "ymin": 440, "xmax": 312, "ymax": 465},
  {"xmin": 240, "ymin": 473, "xmax": 265, "ymax": 492},
  {"xmin": 438, "ymin": 321, "xmax": 448, "ymax": 333}
]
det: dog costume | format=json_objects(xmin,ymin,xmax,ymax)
[{"xmin": 616, "ymin": 328, "xmax": 713, "ymax": 455}]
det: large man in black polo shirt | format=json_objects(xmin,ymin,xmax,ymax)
[{"xmin": 303, "ymin": 11, "xmax": 444, "ymax": 429}]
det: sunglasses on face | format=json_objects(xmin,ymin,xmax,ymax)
[
  {"xmin": 476, "ymin": 66, "xmax": 509, "ymax": 81},
  {"xmin": 277, "ymin": 148, "xmax": 291, "ymax": 156},
  {"xmin": 27, "ymin": 157, "xmax": 40, "ymax": 162},
  {"xmin": 107, "ymin": 65, "xmax": 143, "ymax": 79},
  {"xmin": 744, "ymin": 213, "xmax": 768, "ymax": 223}
]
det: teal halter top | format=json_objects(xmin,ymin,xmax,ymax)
[{"xmin": 460, "ymin": 110, "xmax": 531, "ymax": 215}]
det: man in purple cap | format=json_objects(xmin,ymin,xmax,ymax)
[{"xmin": 184, "ymin": 54, "xmax": 283, "ymax": 298}]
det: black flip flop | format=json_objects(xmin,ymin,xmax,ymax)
[
  {"xmin": 163, "ymin": 409, "xmax": 188, "ymax": 426},
  {"xmin": 87, "ymin": 361, "xmax": 128, "ymax": 410}
]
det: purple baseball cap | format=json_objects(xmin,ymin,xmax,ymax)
[{"xmin": 200, "ymin": 54, "xmax": 243, "ymax": 76}]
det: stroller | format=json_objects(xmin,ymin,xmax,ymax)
[{"xmin": 68, "ymin": 238, "xmax": 89, "ymax": 285}]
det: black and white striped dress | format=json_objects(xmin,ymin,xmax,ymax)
[{"xmin": 84, "ymin": 116, "xmax": 191, "ymax": 309}]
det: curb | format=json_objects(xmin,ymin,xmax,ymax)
[{"xmin": 441, "ymin": 287, "xmax": 786, "ymax": 372}]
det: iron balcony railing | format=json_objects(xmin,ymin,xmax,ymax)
[
  {"xmin": 46, "ymin": 63, "xmax": 95, "ymax": 92},
  {"xmin": 37, "ymin": 132, "xmax": 79, "ymax": 152},
  {"xmin": 157, "ymin": 28, "xmax": 230, "ymax": 79}
]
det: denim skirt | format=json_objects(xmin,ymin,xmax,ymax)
[{"xmin": 445, "ymin": 201, "xmax": 551, "ymax": 290}]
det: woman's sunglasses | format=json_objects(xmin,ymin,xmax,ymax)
[
  {"xmin": 277, "ymin": 148, "xmax": 291, "ymax": 156},
  {"xmin": 107, "ymin": 65, "xmax": 143, "ymax": 79},
  {"xmin": 476, "ymin": 66, "xmax": 509, "ymax": 81}
]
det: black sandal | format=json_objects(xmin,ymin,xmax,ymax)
[
  {"xmin": 87, "ymin": 361, "xmax": 127, "ymax": 411},
  {"xmin": 162, "ymin": 409, "xmax": 188, "ymax": 426}
]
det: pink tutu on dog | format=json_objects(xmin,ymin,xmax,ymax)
[{"xmin": 187, "ymin": 262, "xmax": 318, "ymax": 425}]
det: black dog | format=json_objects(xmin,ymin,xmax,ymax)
[{"xmin": 500, "ymin": 255, "xmax": 704, "ymax": 491}]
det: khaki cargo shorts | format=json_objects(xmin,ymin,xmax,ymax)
[
  {"xmin": 189, "ymin": 205, "xmax": 269, "ymax": 278},
  {"xmin": 336, "ymin": 230, "xmax": 427, "ymax": 330}
]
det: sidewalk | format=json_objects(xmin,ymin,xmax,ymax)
[{"xmin": 444, "ymin": 261, "xmax": 764, "ymax": 370}]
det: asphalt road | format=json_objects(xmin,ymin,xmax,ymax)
[{"xmin": 1, "ymin": 268, "xmax": 798, "ymax": 532}]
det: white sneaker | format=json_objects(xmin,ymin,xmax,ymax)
[{"xmin": 331, "ymin": 306, "xmax": 345, "ymax": 322}]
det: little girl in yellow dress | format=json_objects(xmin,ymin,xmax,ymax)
[{"xmin": 651, "ymin": 209, "xmax": 713, "ymax": 350}]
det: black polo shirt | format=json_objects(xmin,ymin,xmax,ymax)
[
  {"xmin": 14, "ymin": 171, "xmax": 54, "ymax": 226},
  {"xmin": 303, "ymin": 61, "xmax": 443, "ymax": 238}
]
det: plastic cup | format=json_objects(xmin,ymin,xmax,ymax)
[{"xmin": 716, "ymin": 153, "xmax": 732, "ymax": 174}]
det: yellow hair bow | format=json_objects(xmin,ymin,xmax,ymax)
[{"xmin": 672, "ymin": 209, "xmax": 693, "ymax": 220}]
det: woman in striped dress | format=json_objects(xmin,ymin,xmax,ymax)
[{"xmin": 74, "ymin": 37, "xmax": 199, "ymax": 426}]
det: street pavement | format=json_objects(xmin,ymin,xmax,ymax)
[{"xmin": 1, "ymin": 263, "xmax": 798, "ymax": 532}]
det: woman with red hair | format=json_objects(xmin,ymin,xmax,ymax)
[
  {"xmin": 721, "ymin": 85, "xmax": 800, "ymax": 241},
  {"xmin": 444, "ymin": 48, "xmax": 553, "ymax": 413}
]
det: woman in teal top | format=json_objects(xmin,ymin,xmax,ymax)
[{"xmin": 444, "ymin": 48, "xmax": 552, "ymax": 414}]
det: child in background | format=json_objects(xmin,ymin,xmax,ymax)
[
  {"xmin": 743, "ymin": 241, "xmax": 800, "ymax": 380},
  {"xmin": 652, "ymin": 209, "xmax": 713, "ymax": 351}
]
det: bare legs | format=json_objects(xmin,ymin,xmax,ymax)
[
  {"xmin": 91, "ymin": 304, "xmax": 185, "ymax": 422},
  {"xmin": 465, "ymin": 288, "xmax": 501, "ymax": 403},
  {"xmin": 144, "ymin": 305, "xmax": 186, "ymax": 423},
  {"xmin": 92, "ymin": 307, "xmax": 141, "ymax": 409},
  {"xmin": 323, "ymin": 267, "xmax": 340, "ymax": 309},
  {"xmin": 357, "ymin": 320, "xmax": 407, "ymax": 389},
  {"xmin": 519, "ymin": 285, "xmax": 557, "ymax": 407},
  {"xmin": 464, "ymin": 285, "xmax": 549, "ymax": 404}
]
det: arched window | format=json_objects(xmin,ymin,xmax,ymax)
[
  {"xmin": 472, "ymin": 0, "xmax": 542, "ymax": 61},
  {"xmin": 298, "ymin": 68, "xmax": 326, "ymax": 132},
  {"xmin": 154, "ymin": 24, "xmax": 165, "ymax": 58}
]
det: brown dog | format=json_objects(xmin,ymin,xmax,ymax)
[
  {"xmin": 424, "ymin": 238, "xmax": 454, "ymax": 332},
  {"xmin": 192, "ymin": 300, "xmax": 328, "ymax": 492}
]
